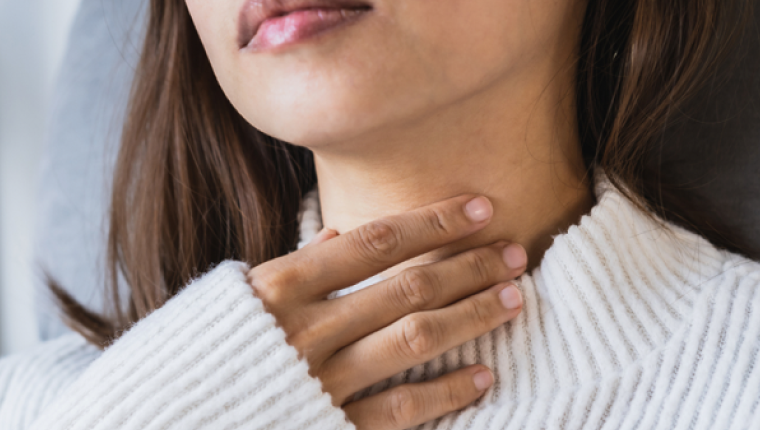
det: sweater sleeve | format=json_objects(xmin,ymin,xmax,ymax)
[{"xmin": 27, "ymin": 261, "xmax": 356, "ymax": 430}]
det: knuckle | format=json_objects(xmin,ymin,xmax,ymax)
[
  {"xmin": 316, "ymin": 363, "xmax": 346, "ymax": 403},
  {"xmin": 466, "ymin": 248, "xmax": 498, "ymax": 283},
  {"xmin": 248, "ymin": 266, "xmax": 294, "ymax": 305},
  {"xmin": 442, "ymin": 380, "xmax": 462, "ymax": 411},
  {"xmin": 394, "ymin": 268, "xmax": 437, "ymax": 311},
  {"xmin": 399, "ymin": 315, "xmax": 439, "ymax": 359},
  {"xmin": 356, "ymin": 221, "xmax": 401, "ymax": 261},
  {"xmin": 283, "ymin": 318, "xmax": 315, "ymax": 348},
  {"xmin": 467, "ymin": 297, "xmax": 494, "ymax": 329},
  {"xmin": 421, "ymin": 207, "xmax": 451, "ymax": 236},
  {"xmin": 385, "ymin": 387, "xmax": 419, "ymax": 428}
]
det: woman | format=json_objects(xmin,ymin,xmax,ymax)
[{"xmin": 1, "ymin": 0, "xmax": 758, "ymax": 429}]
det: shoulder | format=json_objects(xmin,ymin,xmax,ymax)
[
  {"xmin": 0, "ymin": 333, "xmax": 100, "ymax": 429},
  {"xmin": 690, "ymin": 249, "xmax": 760, "ymax": 368},
  {"xmin": 674, "ymin": 252, "xmax": 760, "ymax": 425},
  {"xmin": 708, "ymin": 250, "xmax": 760, "ymax": 298}
]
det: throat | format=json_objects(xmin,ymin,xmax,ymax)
[{"xmin": 313, "ymin": 149, "xmax": 595, "ymax": 278}]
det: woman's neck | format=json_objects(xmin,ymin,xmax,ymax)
[{"xmin": 312, "ymin": 68, "xmax": 595, "ymax": 277}]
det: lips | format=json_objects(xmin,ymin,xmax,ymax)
[{"xmin": 238, "ymin": 0, "xmax": 373, "ymax": 51}]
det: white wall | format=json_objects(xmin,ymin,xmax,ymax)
[{"xmin": 0, "ymin": 0, "xmax": 82, "ymax": 356}]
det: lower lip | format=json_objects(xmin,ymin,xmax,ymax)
[{"xmin": 246, "ymin": 8, "xmax": 370, "ymax": 52}]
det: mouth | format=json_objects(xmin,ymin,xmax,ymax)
[{"xmin": 238, "ymin": 0, "xmax": 373, "ymax": 52}]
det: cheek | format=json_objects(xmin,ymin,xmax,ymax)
[
  {"xmin": 397, "ymin": 0, "xmax": 557, "ymax": 91},
  {"xmin": 186, "ymin": 1, "xmax": 240, "ymax": 71},
  {"xmin": 185, "ymin": 1, "xmax": 216, "ymax": 43}
]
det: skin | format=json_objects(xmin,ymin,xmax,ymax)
[
  {"xmin": 251, "ymin": 197, "xmax": 526, "ymax": 429},
  {"xmin": 185, "ymin": 0, "xmax": 593, "ymax": 428}
]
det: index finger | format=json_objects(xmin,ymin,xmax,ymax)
[{"xmin": 262, "ymin": 194, "xmax": 494, "ymax": 298}]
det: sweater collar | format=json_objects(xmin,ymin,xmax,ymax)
[{"xmin": 296, "ymin": 174, "xmax": 728, "ymax": 373}]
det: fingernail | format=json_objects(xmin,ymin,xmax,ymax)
[
  {"xmin": 503, "ymin": 243, "xmax": 527, "ymax": 269},
  {"xmin": 473, "ymin": 369, "xmax": 494, "ymax": 391},
  {"xmin": 464, "ymin": 197, "xmax": 493, "ymax": 223},
  {"xmin": 499, "ymin": 284, "xmax": 523, "ymax": 309}
]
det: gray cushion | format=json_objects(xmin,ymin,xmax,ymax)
[
  {"xmin": 35, "ymin": 0, "xmax": 146, "ymax": 340},
  {"xmin": 657, "ymin": 8, "xmax": 760, "ymax": 261}
]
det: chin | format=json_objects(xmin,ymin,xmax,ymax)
[
  {"xmin": 237, "ymin": 87, "xmax": 407, "ymax": 148},
  {"xmin": 249, "ymin": 108, "xmax": 377, "ymax": 148}
]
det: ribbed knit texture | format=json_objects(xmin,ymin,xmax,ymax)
[
  {"xmin": 1, "ymin": 262, "xmax": 354, "ymax": 430},
  {"xmin": 1, "ymin": 177, "xmax": 759, "ymax": 429}
]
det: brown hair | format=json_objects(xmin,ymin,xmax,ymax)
[{"xmin": 52, "ymin": 0, "xmax": 753, "ymax": 348}]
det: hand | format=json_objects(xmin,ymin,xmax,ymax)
[{"xmin": 247, "ymin": 194, "xmax": 527, "ymax": 430}]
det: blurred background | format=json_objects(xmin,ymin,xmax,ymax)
[{"xmin": 0, "ymin": 0, "xmax": 82, "ymax": 356}]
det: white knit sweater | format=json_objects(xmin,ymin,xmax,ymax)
[{"xmin": 1, "ymin": 178, "xmax": 759, "ymax": 430}]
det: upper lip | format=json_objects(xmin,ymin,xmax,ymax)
[{"xmin": 237, "ymin": 0, "xmax": 373, "ymax": 48}]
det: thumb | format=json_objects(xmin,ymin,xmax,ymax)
[{"xmin": 306, "ymin": 228, "xmax": 339, "ymax": 247}]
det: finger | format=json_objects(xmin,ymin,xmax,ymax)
[
  {"xmin": 252, "ymin": 194, "xmax": 494, "ymax": 299},
  {"xmin": 311, "ymin": 241, "xmax": 527, "ymax": 351},
  {"xmin": 323, "ymin": 282, "xmax": 522, "ymax": 400},
  {"xmin": 343, "ymin": 365, "xmax": 493, "ymax": 430},
  {"xmin": 306, "ymin": 228, "xmax": 340, "ymax": 247}
]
